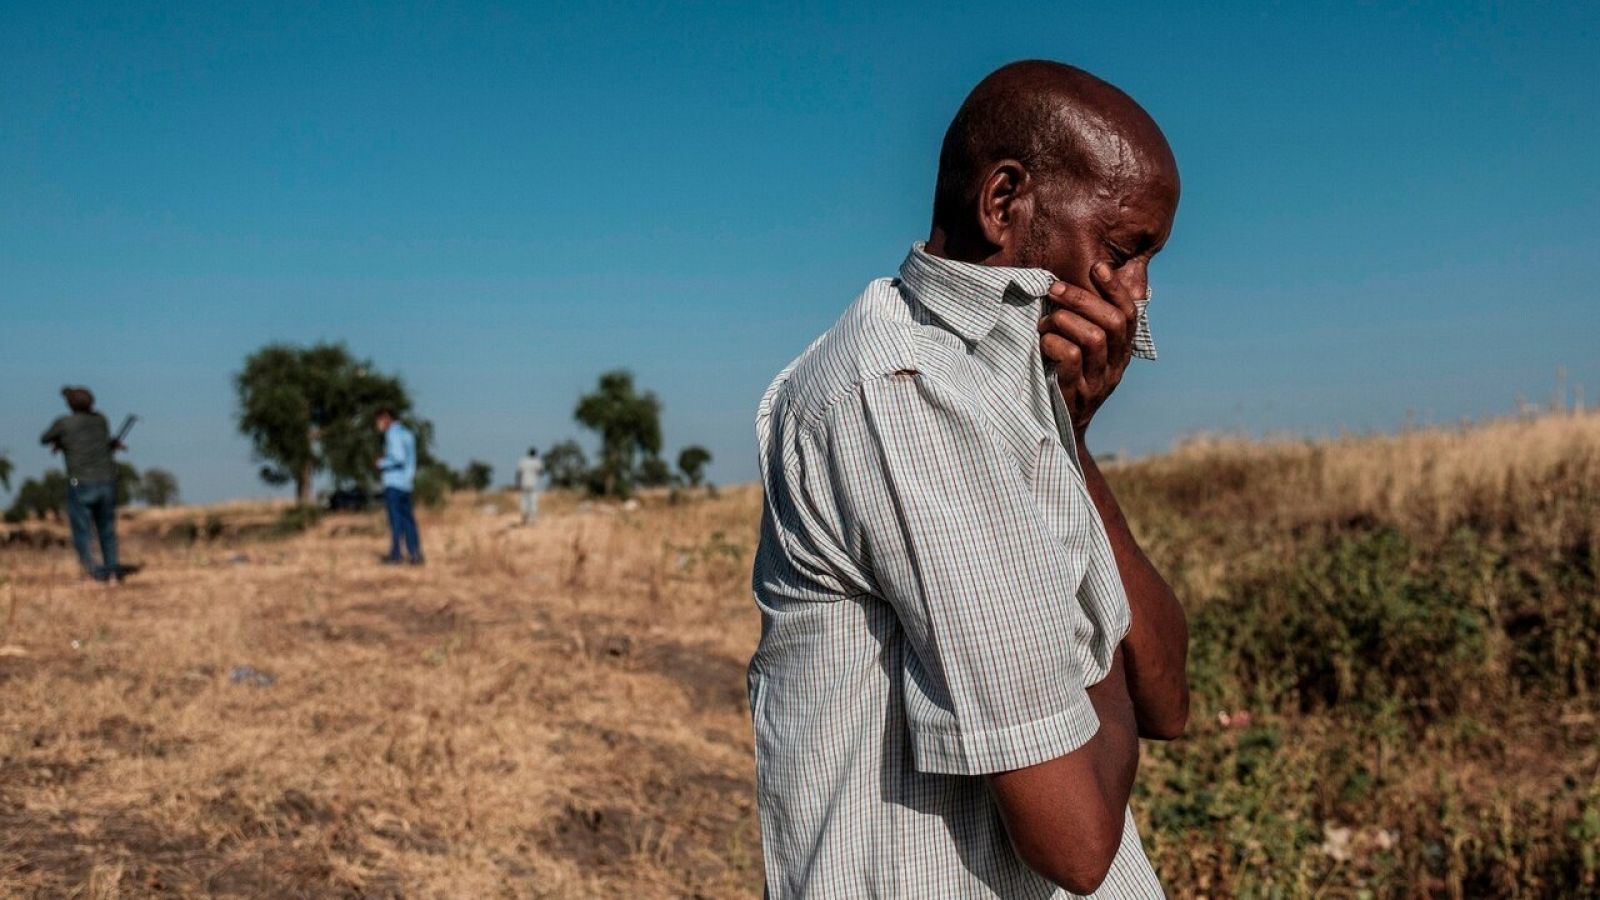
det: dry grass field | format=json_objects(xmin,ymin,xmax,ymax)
[
  {"xmin": 2, "ymin": 411, "xmax": 1597, "ymax": 898},
  {"xmin": 1, "ymin": 489, "xmax": 764, "ymax": 898}
]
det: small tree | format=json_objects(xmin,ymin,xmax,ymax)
[
  {"xmin": 0, "ymin": 451, "xmax": 12, "ymax": 492},
  {"xmin": 677, "ymin": 446, "xmax": 712, "ymax": 488},
  {"xmin": 637, "ymin": 455, "xmax": 675, "ymax": 488},
  {"xmin": 544, "ymin": 440, "xmax": 588, "ymax": 489},
  {"xmin": 4, "ymin": 470, "xmax": 68, "ymax": 523},
  {"xmin": 235, "ymin": 342, "xmax": 420, "ymax": 504},
  {"xmin": 114, "ymin": 461, "xmax": 141, "ymax": 506},
  {"xmin": 412, "ymin": 462, "xmax": 457, "ymax": 508},
  {"xmin": 140, "ymin": 468, "xmax": 180, "ymax": 507},
  {"xmin": 462, "ymin": 460, "xmax": 494, "ymax": 492},
  {"xmin": 574, "ymin": 370, "xmax": 662, "ymax": 498}
]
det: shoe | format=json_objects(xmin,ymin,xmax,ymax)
[
  {"xmin": 379, "ymin": 556, "xmax": 404, "ymax": 565},
  {"xmin": 407, "ymin": 557, "xmax": 426, "ymax": 566}
]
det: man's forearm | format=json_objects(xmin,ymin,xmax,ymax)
[
  {"xmin": 990, "ymin": 646, "xmax": 1140, "ymax": 891},
  {"xmin": 1085, "ymin": 647, "xmax": 1140, "ymax": 802},
  {"xmin": 1078, "ymin": 439, "xmax": 1190, "ymax": 740}
]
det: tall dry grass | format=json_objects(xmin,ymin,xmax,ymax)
[{"xmin": 1146, "ymin": 411, "xmax": 1600, "ymax": 545}]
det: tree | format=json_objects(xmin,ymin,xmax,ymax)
[
  {"xmin": 573, "ymin": 370, "xmax": 661, "ymax": 498},
  {"xmin": 637, "ymin": 455, "xmax": 676, "ymax": 488},
  {"xmin": 412, "ymin": 462, "xmax": 457, "ymax": 508},
  {"xmin": 114, "ymin": 461, "xmax": 141, "ymax": 506},
  {"xmin": 140, "ymin": 468, "xmax": 180, "ymax": 507},
  {"xmin": 544, "ymin": 440, "xmax": 589, "ymax": 489},
  {"xmin": 0, "ymin": 452, "xmax": 12, "ymax": 492},
  {"xmin": 677, "ymin": 445, "xmax": 712, "ymax": 488},
  {"xmin": 234, "ymin": 342, "xmax": 421, "ymax": 504},
  {"xmin": 462, "ymin": 460, "xmax": 494, "ymax": 492},
  {"xmin": 4, "ymin": 470, "xmax": 68, "ymax": 523}
]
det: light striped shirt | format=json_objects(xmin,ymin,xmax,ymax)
[{"xmin": 748, "ymin": 243, "xmax": 1163, "ymax": 898}]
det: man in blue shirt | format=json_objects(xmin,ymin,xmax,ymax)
[{"xmin": 374, "ymin": 408, "xmax": 423, "ymax": 565}]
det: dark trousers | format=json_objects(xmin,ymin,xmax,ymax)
[
  {"xmin": 383, "ymin": 487, "xmax": 422, "ymax": 562},
  {"xmin": 67, "ymin": 479, "xmax": 119, "ymax": 579}
]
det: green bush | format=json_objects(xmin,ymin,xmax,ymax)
[
  {"xmin": 273, "ymin": 504, "xmax": 323, "ymax": 536},
  {"xmin": 1193, "ymin": 527, "xmax": 1492, "ymax": 719},
  {"xmin": 1110, "ymin": 417, "xmax": 1600, "ymax": 895},
  {"xmin": 412, "ymin": 463, "xmax": 455, "ymax": 508}
]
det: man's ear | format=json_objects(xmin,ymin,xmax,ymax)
[{"xmin": 976, "ymin": 160, "xmax": 1033, "ymax": 258}]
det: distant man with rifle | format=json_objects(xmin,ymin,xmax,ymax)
[
  {"xmin": 749, "ymin": 61, "xmax": 1189, "ymax": 897},
  {"xmin": 40, "ymin": 386, "xmax": 133, "ymax": 583}
]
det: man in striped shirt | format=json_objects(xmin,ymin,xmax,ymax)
[{"xmin": 750, "ymin": 60, "xmax": 1189, "ymax": 897}]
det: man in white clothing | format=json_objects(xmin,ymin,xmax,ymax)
[{"xmin": 516, "ymin": 447, "xmax": 543, "ymax": 525}]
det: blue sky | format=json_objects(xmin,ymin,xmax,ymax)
[{"xmin": 3, "ymin": 1, "xmax": 1597, "ymax": 503}]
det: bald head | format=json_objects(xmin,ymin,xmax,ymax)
[
  {"xmin": 933, "ymin": 61, "xmax": 1176, "ymax": 232},
  {"xmin": 926, "ymin": 60, "xmax": 1179, "ymax": 295}
]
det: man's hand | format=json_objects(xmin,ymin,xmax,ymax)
[
  {"xmin": 1038, "ymin": 263, "xmax": 1190, "ymax": 742},
  {"xmin": 1038, "ymin": 262, "xmax": 1141, "ymax": 437}
]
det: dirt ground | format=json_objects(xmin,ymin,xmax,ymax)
[{"xmin": 0, "ymin": 489, "xmax": 765, "ymax": 898}]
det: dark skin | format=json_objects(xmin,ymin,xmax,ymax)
[{"xmin": 924, "ymin": 62, "xmax": 1189, "ymax": 894}]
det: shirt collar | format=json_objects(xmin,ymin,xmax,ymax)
[{"xmin": 896, "ymin": 241, "xmax": 1056, "ymax": 344}]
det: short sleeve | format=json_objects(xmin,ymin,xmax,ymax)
[{"xmin": 823, "ymin": 372, "xmax": 1104, "ymax": 776}]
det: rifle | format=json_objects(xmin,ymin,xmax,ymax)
[{"xmin": 113, "ymin": 414, "xmax": 139, "ymax": 449}]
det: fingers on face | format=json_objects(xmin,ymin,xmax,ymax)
[
  {"xmin": 1041, "ymin": 332, "xmax": 1117, "ymax": 405},
  {"xmin": 1089, "ymin": 264, "xmax": 1143, "ymax": 319},
  {"xmin": 1044, "ymin": 282, "xmax": 1130, "ymax": 338},
  {"xmin": 1040, "ymin": 309, "xmax": 1108, "ymax": 379},
  {"xmin": 1040, "ymin": 332, "xmax": 1083, "ymax": 374}
]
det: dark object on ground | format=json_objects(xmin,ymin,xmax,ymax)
[
  {"xmin": 86, "ymin": 563, "xmax": 141, "ymax": 584},
  {"xmin": 228, "ymin": 665, "xmax": 276, "ymax": 687},
  {"xmin": 327, "ymin": 487, "xmax": 377, "ymax": 512},
  {"xmin": 1, "ymin": 528, "xmax": 70, "ymax": 549}
]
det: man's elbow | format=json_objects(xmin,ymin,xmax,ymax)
[
  {"xmin": 1037, "ymin": 856, "xmax": 1115, "ymax": 897},
  {"xmin": 1139, "ymin": 694, "xmax": 1190, "ymax": 741},
  {"xmin": 1016, "ymin": 826, "xmax": 1120, "ymax": 895}
]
